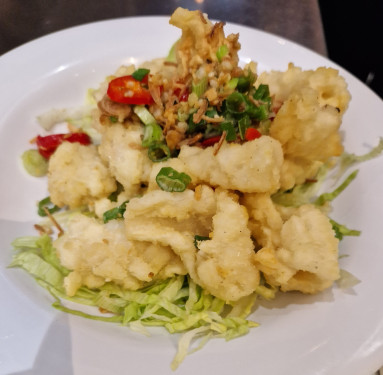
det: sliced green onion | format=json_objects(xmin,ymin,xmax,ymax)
[
  {"xmin": 37, "ymin": 196, "xmax": 60, "ymax": 217},
  {"xmin": 238, "ymin": 115, "xmax": 251, "ymax": 140},
  {"xmin": 109, "ymin": 116, "xmax": 118, "ymax": 123},
  {"xmin": 247, "ymin": 104, "xmax": 269, "ymax": 121},
  {"xmin": 103, "ymin": 200, "xmax": 129, "ymax": 223},
  {"xmin": 225, "ymin": 92, "xmax": 249, "ymax": 115},
  {"xmin": 133, "ymin": 105, "xmax": 157, "ymax": 126},
  {"xmin": 148, "ymin": 142, "xmax": 171, "ymax": 162},
  {"xmin": 216, "ymin": 45, "xmax": 229, "ymax": 62},
  {"xmin": 142, "ymin": 124, "xmax": 163, "ymax": 147},
  {"xmin": 133, "ymin": 105, "xmax": 164, "ymax": 147},
  {"xmin": 226, "ymin": 78, "xmax": 239, "ymax": 90},
  {"xmin": 236, "ymin": 69, "xmax": 256, "ymax": 93},
  {"xmin": 21, "ymin": 149, "xmax": 48, "ymax": 177},
  {"xmin": 132, "ymin": 68, "xmax": 150, "ymax": 81},
  {"xmin": 253, "ymin": 84, "xmax": 271, "ymax": 108},
  {"xmin": 156, "ymin": 167, "xmax": 191, "ymax": 192},
  {"xmin": 220, "ymin": 122, "xmax": 237, "ymax": 141},
  {"xmin": 192, "ymin": 76, "xmax": 208, "ymax": 99},
  {"xmin": 187, "ymin": 111, "xmax": 206, "ymax": 134}
]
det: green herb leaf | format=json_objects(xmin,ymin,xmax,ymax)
[
  {"xmin": 103, "ymin": 200, "xmax": 129, "ymax": 223},
  {"xmin": 156, "ymin": 167, "xmax": 191, "ymax": 192},
  {"xmin": 132, "ymin": 68, "xmax": 150, "ymax": 81},
  {"xmin": 37, "ymin": 196, "xmax": 61, "ymax": 217}
]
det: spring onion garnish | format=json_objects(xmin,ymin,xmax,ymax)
[
  {"xmin": 238, "ymin": 115, "xmax": 251, "ymax": 140},
  {"xmin": 220, "ymin": 122, "xmax": 237, "ymax": 141},
  {"xmin": 226, "ymin": 77, "xmax": 239, "ymax": 90},
  {"xmin": 132, "ymin": 68, "xmax": 150, "ymax": 81},
  {"xmin": 37, "ymin": 197, "xmax": 60, "ymax": 217},
  {"xmin": 253, "ymin": 84, "xmax": 271, "ymax": 102},
  {"xmin": 156, "ymin": 167, "xmax": 191, "ymax": 192},
  {"xmin": 191, "ymin": 76, "xmax": 208, "ymax": 99},
  {"xmin": 103, "ymin": 200, "xmax": 129, "ymax": 223},
  {"xmin": 148, "ymin": 142, "xmax": 171, "ymax": 162},
  {"xmin": 21, "ymin": 149, "xmax": 48, "ymax": 177},
  {"xmin": 133, "ymin": 105, "xmax": 164, "ymax": 147},
  {"xmin": 226, "ymin": 92, "xmax": 250, "ymax": 115},
  {"xmin": 216, "ymin": 44, "xmax": 229, "ymax": 62},
  {"xmin": 237, "ymin": 70, "xmax": 256, "ymax": 93}
]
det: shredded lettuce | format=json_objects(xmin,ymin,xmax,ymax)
[
  {"xmin": 9, "ymin": 235, "xmax": 260, "ymax": 369},
  {"xmin": 336, "ymin": 137, "xmax": 383, "ymax": 179},
  {"xmin": 330, "ymin": 219, "xmax": 361, "ymax": 240},
  {"xmin": 314, "ymin": 170, "xmax": 358, "ymax": 206}
]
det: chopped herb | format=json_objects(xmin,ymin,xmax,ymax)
[
  {"xmin": 109, "ymin": 116, "xmax": 118, "ymax": 123},
  {"xmin": 148, "ymin": 142, "xmax": 171, "ymax": 162}
]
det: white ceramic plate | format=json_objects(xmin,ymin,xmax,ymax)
[{"xmin": 0, "ymin": 16, "xmax": 382, "ymax": 375}]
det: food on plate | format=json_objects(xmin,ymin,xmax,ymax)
[{"xmin": 13, "ymin": 7, "xmax": 382, "ymax": 369}]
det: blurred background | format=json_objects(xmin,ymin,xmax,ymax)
[{"xmin": 0, "ymin": 0, "xmax": 381, "ymax": 98}]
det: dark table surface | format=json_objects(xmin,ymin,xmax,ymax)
[{"xmin": 0, "ymin": 0, "xmax": 327, "ymax": 57}]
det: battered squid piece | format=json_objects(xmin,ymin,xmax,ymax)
[
  {"xmin": 243, "ymin": 193, "xmax": 340, "ymax": 294},
  {"xmin": 169, "ymin": 7, "xmax": 241, "ymax": 79},
  {"xmin": 124, "ymin": 186, "xmax": 260, "ymax": 301},
  {"xmin": 195, "ymin": 190, "xmax": 260, "ymax": 301},
  {"xmin": 48, "ymin": 142, "xmax": 116, "ymax": 209},
  {"xmin": 54, "ymin": 214, "xmax": 185, "ymax": 297},
  {"xmin": 124, "ymin": 185, "xmax": 217, "ymax": 281},
  {"xmin": 98, "ymin": 123, "xmax": 153, "ymax": 198},
  {"xmin": 178, "ymin": 136, "xmax": 284, "ymax": 194},
  {"xmin": 257, "ymin": 64, "xmax": 351, "ymax": 190}
]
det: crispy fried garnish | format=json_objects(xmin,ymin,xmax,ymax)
[{"xmin": 213, "ymin": 131, "xmax": 227, "ymax": 156}]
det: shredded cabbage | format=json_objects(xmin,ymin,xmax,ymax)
[{"xmin": 9, "ymin": 235, "xmax": 260, "ymax": 369}]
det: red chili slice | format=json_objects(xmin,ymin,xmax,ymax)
[
  {"xmin": 201, "ymin": 135, "xmax": 222, "ymax": 147},
  {"xmin": 244, "ymin": 127, "xmax": 262, "ymax": 141},
  {"xmin": 36, "ymin": 132, "xmax": 91, "ymax": 159},
  {"xmin": 107, "ymin": 75, "xmax": 153, "ymax": 105}
]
